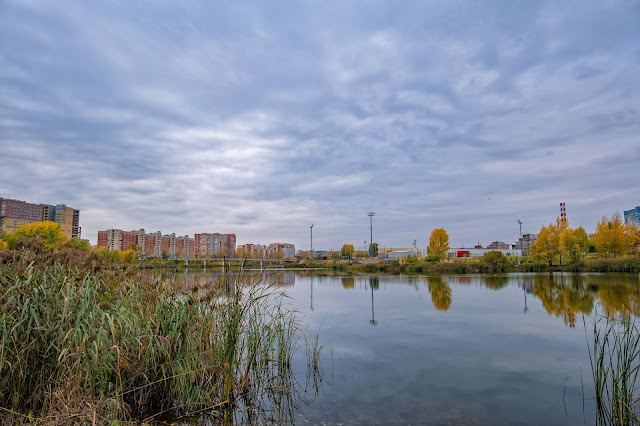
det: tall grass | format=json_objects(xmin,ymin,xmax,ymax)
[
  {"xmin": 586, "ymin": 310, "xmax": 640, "ymax": 425},
  {"xmin": 0, "ymin": 247, "xmax": 323, "ymax": 424}
]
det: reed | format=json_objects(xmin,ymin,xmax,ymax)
[
  {"xmin": 586, "ymin": 310, "xmax": 640, "ymax": 425},
  {"xmin": 0, "ymin": 248, "xmax": 323, "ymax": 424}
]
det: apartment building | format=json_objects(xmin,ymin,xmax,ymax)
[
  {"xmin": 194, "ymin": 233, "xmax": 236, "ymax": 257},
  {"xmin": 97, "ymin": 228, "xmax": 195, "ymax": 258},
  {"xmin": 238, "ymin": 242, "xmax": 296, "ymax": 258},
  {"xmin": 0, "ymin": 197, "xmax": 80, "ymax": 238}
]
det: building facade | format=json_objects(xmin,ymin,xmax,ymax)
[
  {"xmin": 625, "ymin": 206, "xmax": 640, "ymax": 227},
  {"xmin": 515, "ymin": 234, "xmax": 538, "ymax": 255},
  {"xmin": 448, "ymin": 247, "xmax": 523, "ymax": 258},
  {"xmin": 194, "ymin": 233, "xmax": 236, "ymax": 257},
  {"xmin": 0, "ymin": 197, "xmax": 80, "ymax": 238}
]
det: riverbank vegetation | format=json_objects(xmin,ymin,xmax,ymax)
[
  {"xmin": 587, "ymin": 311, "xmax": 640, "ymax": 424},
  {"xmin": 0, "ymin": 224, "xmax": 322, "ymax": 424}
]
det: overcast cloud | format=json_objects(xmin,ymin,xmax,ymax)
[{"xmin": 1, "ymin": 0, "xmax": 639, "ymax": 250}]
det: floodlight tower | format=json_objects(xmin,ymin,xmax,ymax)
[
  {"xmin": 368, "ymin": 212, "xmax": 375, "ymax": 256},
  {"xmin": 310, "ymin": 224, "xmax": 314, "ymax": 260},
  {"xmin": 560, "ymin": 202, "xmax": 567, "ymax": 223},
  {"xmin": 517, "ymin": 220, "xmax": 523, "ymax": 253}
]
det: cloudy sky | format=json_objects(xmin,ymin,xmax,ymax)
[{"xmin": 1, "ymin": 1, "xmax": 639, "ymax": 250}]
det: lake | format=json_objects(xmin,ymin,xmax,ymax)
[{"xmin": 173, "ymin": 270, "xmax": 640, "ymax": 425}]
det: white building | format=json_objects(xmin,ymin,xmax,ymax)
[{"xmin": 448, "ymin": 247, "xmax": 522, "ymax": 258}]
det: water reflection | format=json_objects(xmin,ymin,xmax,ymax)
[
  {"xmin": 369, "ymin": 277, "xmax": 378, "ymax": 326},
  {"xmin": 159, "ymin": 271, "xmax": 640, "ymax": 328},
  {"xmin": 427, "ymin": 276, "xmax": 452, "ymax": 311}
]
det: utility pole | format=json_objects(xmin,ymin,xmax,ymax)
[
  {"xmin": 310, "ymin": 224, "xmax": 314, "ymax": 260},
  {"xmin": 518, "ymin": 220, "xmax": 523, "ymax": 255},
  {"xmin": 368, "ymin": 212, "xmax": 375, "ymax": 256}
]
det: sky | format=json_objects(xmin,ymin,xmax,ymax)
[{"xmin": 1, "ymin": 1, "xmax": 639, "ymax": 250}]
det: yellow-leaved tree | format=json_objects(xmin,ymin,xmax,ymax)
[
  {"xmin": 6, "ymin": 221, "xmax": 67, "ymax": 248},
  {"xmin": 118, "ymin": 249, "xmax": 137, "ymax": 264},
  {"xmin": 593, "ymin": 213, "xmax": 627, "ymax": 258},
  {"xmin": 427, "ymin": 228, "xmax": 450, "ymax": 260},
  {"xmin": 0, "ymin": 239, "xmax": 7, "ymax": 250},
  {"xmin": 341, "ymin": 244, "xmax": 354, "ymax": 259},
  {"xmin": 624, "ymin": 224, "xmax": 640, "ymax": 257},
  {"xmin": 559, "ymin": 226, "xmax": 590, "ymax": 264},
  {"xmin": 532, "ymin": 217, "xmax": 570, "ymax": 265}
]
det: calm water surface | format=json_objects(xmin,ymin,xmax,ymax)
[{"xmin": 176, "ymin": 271, "xmax": 640, "ymax": 425}]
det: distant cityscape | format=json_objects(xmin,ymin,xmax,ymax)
[{"xmin": 2, "ymin": 196, "xmax": 639, "ymax": 260}]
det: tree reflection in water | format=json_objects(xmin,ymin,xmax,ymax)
[{"xmin": 427, "ymin": 276, "xmax": 452, "ymax": 311}]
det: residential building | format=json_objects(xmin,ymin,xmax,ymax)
[
  {"xmin": 0, "ymin": 197, "xmax": 80, "ymax": 238},
  {"xmin": 268, "ymin": 243, "xmax": 296, "ymax": 259},
  {"xmin": 624, "ymin": 206, "xmax": 640, "ymax": 227},
  {"xmin": 194, "ymin": 233, "xmax": 236, "ymax": 257}
]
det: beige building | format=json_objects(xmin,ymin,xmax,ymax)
[{"xmin": 0, "ymin": 198, "xmax": 80, "ymax": 238}]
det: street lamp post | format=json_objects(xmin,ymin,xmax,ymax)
[
  {"xmin": 368, "ymin": 212, "xmax": 375, "ymax": 256},
  {"xmin": 310, "ymin": 224, "xmax": 314, "ymax": 260}
]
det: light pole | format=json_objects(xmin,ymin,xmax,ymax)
[
  {"xmin": 310, "ymin": 224, "xmax": 314, "ymax": 260},
  {"xmin": 368, "ymin": 212, "xmax": 375, "ymax": 256},
  {"xmin": 517, "ymin": 220, "xmax": 523, "ymax": 255}
]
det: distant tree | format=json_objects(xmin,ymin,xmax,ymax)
[
  {"xmin": 118, "ymin": 249, "xmax": 137, "ymax": 264},
  {"xmin": 125, "ymin": 242, "xmax": 141, "ymax": 253},
  {"xmin": 481, "ymin": 251, "xmax": 510, "ymax": 272},
  {"xmin": 327, "ymin": 251, "xmax": 340, "ymax": 260},
  {"xmin": 560, "ymin": 226, "xmax": 590, "ymax": 264},
  {"xmin": 6, "ymin": 221, "xmax": 67, "ymax": 249},
  {"xmin": 427, "ymin": 228, "xmax": 450, "ymax": 260},
  {"xmin": 341, "ymin": 244, "xmax": 355, "ymax": 259},
  {"xmin": 94, "ymin": 246, "xmax": 118, "ymax": 263},
  {"xmin": 531, "ymin": 218, "xmax": 568, "ymax": 265},
  {"xmin": 624, "ymin": 224, "xmax": 640, "ymax": 256},
  {"xmin": 369, "ymin": 242, "xmax": 379, "ymax": 257},
  {"xmin": 594, "ymin": 213, "xmax": 627, "ymax": 258},
  {"xmin": 62, "ymin": 238, "xmax": 91, "ymax": 252},
  {"xmin": 353, "ymin": 250, "xmax": 367, "ymax": 258}
]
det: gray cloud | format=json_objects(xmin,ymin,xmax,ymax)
[{"xmin": 1, "ymin": 0, "xmax": 639, "ymax": 250}]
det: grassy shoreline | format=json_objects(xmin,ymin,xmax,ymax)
[{"xmin": 0, "ymin": 243, "xmax": 322, "ymax": 424}]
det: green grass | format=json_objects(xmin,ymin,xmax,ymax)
[
  {"xmin": 0, "ymin": 246, "xmax": 323, "ymax": 424},
  {"xmin": 586, "ymin": 310, "xmax": 640, "ymax": 425}
]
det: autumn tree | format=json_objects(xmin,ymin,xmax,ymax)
[
  {"xmin": 593, "ymin": 213, "xmax": 627, "ymax": 258},
  {"xmin": 559, "ymin": 226, "xmax": 590, "ymax": 264},
  {"xmin": 118, "ymin": 249, "xmax": 137, "ymax": 264},
  {"xmin": 369, "ymin": 242, "xmax": 378, "ymax": 257},
  {"xmin": 341, "ymin": 244, "xmax": 354, "ymax": 259},
  {"xmin": 5, "ymin": 221, "xmax": 67, "ymax": 249},
  {"xmin": 0, "ymin": 240, "xmax": 7, "ymax": 250},
  {"xmin": 427, "ymin": 228, "xmax": 450, "ymax": 260},
  {"xmin": 624, "ymin": 224, "xmax": 640, "ymax": 256},
  {"xmin": 63, "ymin": 237, "xmax": 91, "ymax": 252},
  {"xmin": 531, "ymin": 217, "xmax": 569, "ymax": 265}
]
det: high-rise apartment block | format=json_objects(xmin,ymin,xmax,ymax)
[
  {"xmin": 194, "ymin": 233, "xmax": 236, "ymax": 257},
  {"xmin": 0, "ymin": 197, "xmax": 80, "ymax": 238},
  {"xmin": 97, "ymin": 228, "xmax": 194, "ymax": 258},
  {"xmin": 238, "ymin": 242, "xmax": 296, "ymax": 258},
  {"xmin": 625, "ymin": 206, "xmax": 640, "ymax": 227}
]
